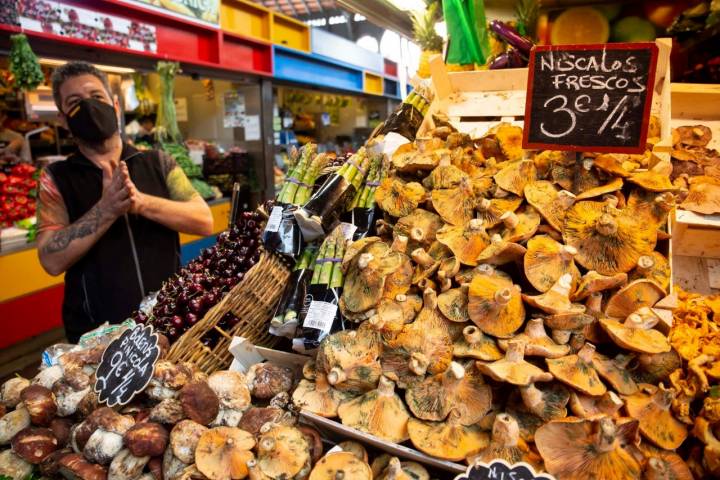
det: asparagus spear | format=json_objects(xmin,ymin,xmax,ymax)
[
  {"xmin": 317, "ymin": 242, "xmax": 336, "ymax": 286},
  {"xmin": 330, "ymin": 237, "xmax": 346, "ymax": 289},
  {"xmin": 281, "ymin": 143, "xmax": 317, "ymax": 204},
  {"xmin": 310, "ymin": 240, "xmax": 329, "ymax": 285},
  {"xmin": 295, "ymin": 152, "xmax": 333, "ymax": 205}
]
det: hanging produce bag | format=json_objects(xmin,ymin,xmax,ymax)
[
  {"xmin": 9, "ymin": 34, "xmax": 44, "ymax": 91},
  {"xmin": 270, "ymin": 245, "xmax": 317, "ymax": 338},
  {"xmin": 375, "ymin": 89, "xmax": 430, "ymax": 142},
  {"xmin": 262, "ymin": 203, "xmax": 303, "ymax": 259},
  {"xmin": 443, "ymin": 0, "xmax": 488, "ymax": 66},
  {"xmin": 345, "ymin": 147, "xmax": 386, "ymax": 240},
  {"xmin": 155, "ymin": 61, "xmax": 182, "ymax": 144}
]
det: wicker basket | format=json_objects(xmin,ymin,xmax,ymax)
[{"xmin": 167, "ymin": 251, "xmax": 291, "ymax": 373}]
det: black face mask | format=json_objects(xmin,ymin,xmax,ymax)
[{"xmin": 65, "ymin": 97, "xmax": 118, "ymax": 143}]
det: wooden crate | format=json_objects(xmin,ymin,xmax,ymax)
[{"xmin": 668, "ymin": 83, "xmax": 720, "ymax": 295}]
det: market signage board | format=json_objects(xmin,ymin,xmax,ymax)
[
  {"xmin": 523, "ymin": 43, "xmax": 658, "ymax": 153},
  {"xmin": 94, "ymin": 324, "xmax": 160, "ymax": 407},
  {"xmin": 454, "ymin": 459, "xmax": 555, "ymax": 480},
  {"xmin": 121, "ymin": 0, "xmax": 220, "ymax": 25}
]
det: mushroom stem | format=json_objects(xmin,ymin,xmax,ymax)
[
  {"xmin": 602, "ymin": 195, "xmax": 619, "ymax": 208},
  {"xmin": 577, "ymin": 343, "xmax": 596, "ymax": 363},
  {"xmin": 552, "ymin": 329, "xmax": 572, "ymax": 345},
  {"xmin": 500, "ymin": 211, "xmax": 519, "ymax": 228},
  {"xmin": 422, "ymin": 288, "xmax": 438, "ymax": 310},
  {"xmin": 409, "ymin": 227, "xmax": 425, "ymax": 243},
  {"xmin": 596, "ymin": 214, "xmax": 618, "ymax": 236},
  {"xmin": 409, "ymin": 353, "xmax": 429, "ymax": 376},
  {"xmin": 526, "ymin": 319, "xmax": 548, "ymax": 339},
  {"xmin": 595, "ymin": 417, "xmax": 618, "ymax": 453},
  {"xmin": 395, "ymin": 294, "xmax": 407, "ymax": 302},
  {"xmin": 469, "ymin": 219, "xmax": 485, "ymax": 230},
  {"xmin": 358, "ymin": 253, "xmax": 374, "ymax": 270},
  {"xmin": 492, "ymin": 413, "xmax": 520, "ymax": 447},
  {"xmin": 368, "ymin": 314, "xmax": 386, "ymax": 330},
  {"xmin": 654, "ymin": 385, "xmax": 676, "ymax": 409},
  {"xmin": 327, "ymin": 368, "xmax": 347, "ymax": 386},
  {"xmin": 463, "ymin": 326, "xmax": 482, "ymax": 345},
  {"xmin": 569, "ymin": 333, "xmax": 586, "ymax": 352},
  {"xmin": 391, "ymin": 235, "xmax": 408, "ymax": 253},
  {"xmin": 560, "ymin": 245, "xmax": 578, "ymax": 257},
  {"xmin": 637, "ymin": 255, "xmax": 656, "ymax": 271},
  {"xmin": 478, "ymin": 198, "xmax": 492, "ymax": 211},
  {"xmin": 260, "ymin": 437, "xmax": 275, "ymax": 451},
  {"xmin": 495, "ymin": 187, "xmax": 510, "ymax": 198},
  {"xmin": 448, "ymin": 362, "xmax": 465, "ymax": 380},
  {"xmin": 505, "ymin": 341, "xmax": 526, "ymax": 363},
  {"xmin": 520, "ymin": 383, "xmax": 544, "ymax": 413},
  {"xmin": 557, "ymin": 190, "xmax": 576, "ymax": 209},
  {"xmin": 495, "ymin": 288, "xmax": 513, "ymax": 305},
  {"xmin": 585, "ymin": 292, "xmax": 603, "ymax": 312},
  {"xmin": 439, "ymin": 276, "xmax": 452, "ymax": 292},
  {"xmin": 627, "ymin": 307, "xmax": 660, "ymax": 329},
  {"xmin": 654, "ymin": 193, "xmax": 674, "ymax": 212},
  {"xmin": 646, "ymin": 458, "xmax": 668, "ymax": 478},
  {"xmin": 411, "ymin": 248, "xmax": 435, "ymax": 267},
  {"xmin": 554, "ymin": 273, "xmax": 573, "ymax": 296},
  {"xmin": 417, "ymin": 277, "xmax": 436, "ymax": 291},
  {"xmin": 377, "ymin": 376, "xmax": 396, "ymax": 396},
  {"xmin": 477, "ymin": 264, "xmax": 496, "ymax": 276},
  {"xmin": 490, "ymin": 233, "xmax": 504, "ymax": 246},
  {"xmin": 582, "ymin": 158, "xmax": 594, "ymax": 171}
]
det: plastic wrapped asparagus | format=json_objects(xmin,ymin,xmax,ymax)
[
  {"xmin": 347, "ymin": 149, "xmax": 386, "ymax": 240},
  {"xmin": 269, "ymin": 245, "xmax": 318, "ymax": 338}
]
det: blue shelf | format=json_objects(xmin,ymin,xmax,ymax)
[
  {"xmin": 274, "ymin": 46, "xmax": 364, "ymax": 93},
  {"xmin": 384, "ymin": 78, "xmax": 400, "ymax": 98}
]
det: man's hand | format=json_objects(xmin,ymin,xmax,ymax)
[
  {"xmin": 99, "ymin": 162, "xmax": 131, "ymax": 219},
  {"xmin": 119, "ymin": 161, "xmax": 146, "ymax": 215}
]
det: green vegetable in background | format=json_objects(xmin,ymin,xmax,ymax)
[
  {"xmin": 190, "ymin": 178, "xmax": 215, "ymax": 200},
  {"xmin": 155, "ymin": 61, "xmax": 182, "ymax": 144},
  {"xmin": 9, "ymin": 34, "xmax": 44, "ymax": 91}
]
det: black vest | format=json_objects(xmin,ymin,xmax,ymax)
[{"xmin": 48, "ymin": 144, "xmax": 180, "ymax": 342}]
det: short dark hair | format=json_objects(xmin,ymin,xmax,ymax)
[{"xmin": 51, "ymin": 61, "xmax": 112, "ymax": 110}]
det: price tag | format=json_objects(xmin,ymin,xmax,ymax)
[
  {"xmin": 455, "ymin": 459, "xmax": 555, "ymax": 480},
  {"xmin": 265, "ymin": 206, "xmax": 283, "ymax": 233},
  {"xmin": 94, "ymin": 324, "xmax": 160, "ymax": 407},
  {"xmin": 523, "ymin": 43, "xmax": 658, "ymax": 154},
  {"xmin": 302, "ymin": 300, "xmax": 337, "ymax": 334}
]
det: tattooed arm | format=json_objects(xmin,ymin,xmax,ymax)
[
  {"xmin": 122, "ymin": 154, "xmax": 213, "ymax": 236},
  {"xmin": 37, "ymin": 165, "xmax": 131, "ymax": 276}
]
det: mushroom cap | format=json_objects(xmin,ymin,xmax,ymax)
[
  {"xmin": 568, "ymin": 391, "xmax": 624, "ymax": 418},
  {"xmin": 476, "ymin": 341, "xmax": 553, "ymax": 386},
  {"xmin": 342, "ymin": 241, "xmax": 403, "ymax": 314},
  {"xmin": 431, "ymin": 177, "xmax": 477, "ymax": 226},
  {"xmin": 544, "ymin": 311, "xmax": 595, "ymax": 331},
  {"xmin": 382, "ymin": 255, "xmax": 414, "ymax": 301},
  {"xmin": 11, "ymin": 426, "xmax": 58, "ymax": 464},
  {"xmin": 337, "ymin": 440, "xmax": 368, "ymax": 463},
  {"xmin": 623, "ymin": 387, "xmax": 688, "ymax": 450},
  {"xmin": 341, "ymin": 237, "xmax": 381, "ymax": 274},
  {"xmin": 476, "ymin": 234, "xmax": 527, "ymax": 265},
  {"xmin": 629, "ymin": 252, "xmax": 670, "ymax": 292},
  {"xmin": 497, "ymin": 318, "xmax": 571, "ymax": 358},
  {"xmin": 640, "ymin": 444, "xmax": 694, "ymax": 480},
  {"xmin": 626, "ymin": 190, "xmax": 674, "ymax": 228},
  {"xmin": 180, "ymin": 381, "xmax": 220, "ymax": 426},
  {"xmin": 467, "ymin": 413, "xmax": 539, "ymax": 468},
  {"xmin": 680, "ymin": 181, "xmax": 720, "ymax": 214},
  {"xmin": 123, "ymin": 422, "xmax": 168, "ymax": 458},
  {"xmin": 195, "ymin": 427, "xmax": 256, "ymax": 480},
  {"xmin": 392, "ymin": 141, "xmax": 441, "ymax": 173},
  {"xmin": 170, "ymin": 419, "xmax": 207, "ymax": 464},
  {"xmin": 1, "ymin": 377, "xmax": 30, "ymax": 408},
  {"xmin": 257, "ymin": 426, "xmax": 309, "ymax": 479},
  {"xmin": 424, "ymin": 163, "xmax": 469, "ymax": 190},
  {"xmin": 453, "ymin": 326, "xmax": 503, "ymax": 361},
  {"xmin": 467, "ymin": 273, "xmax": 524, "ymax": 338},
  {"xmin": 309, "ymin": 452, "xmax": 372, "ymax": 480},
  {"xmin": 546, "ymin": 343, "xmax": 606, "ymax": 396},
  {"xmin": 316, "ymin": 328, "xmax": 382, "ymax": 394},
  {"xmin": 599, "ymin": 317, "xmax": 671, "ymax": 354},
  {"xmin": 605, "ymin": 279, "xmax": 665, "ymax": 319},
  {"xmin": 592, "ymin": 353, "xmax": 638, "ymax": 395},
  {"xmin": 522, "ymin": 273, "xmax": 586, "ymax": 315},
  {"xmin": 494, "ymin": 123, "xmax": 524, "ymax": 161},
  {"xmin": 21, "ymin": 385, "xmax": 57, "ymax": 427},
  {"xmin": 405, "ymin": 362, "xmax": 491, "ymax": 425},
  {"xmin": 246, "ymin": 363, "xmax": 294, "ymax": 400},
  {"xmin": 593, "ymin": 153, "xmax": 636, "ymax": 177},
  {"xmin": 551, "ymin": 159, "xmax": 601, "ymax": 194},
  {"xmin": 571, "ymin": 271, "xmax": 628, "ymax": 302},
  {"xmin": 476, "ymin": 196, "xmax": 523, "ymax": 229},
  {"xmin": 562, "ymin": 201, "xmax": 656, "ymax": 275},
  {"xmin": 535, "ymin": 416, "xmax": 642, "ymax": 480},
  {"xmin": 237, "ymin": 407, "xmax": 287, "ymax": 437},
  {"xmin": 407, "ymin": 411, "xmax": 489, "ymax": 461},
  {"xmin": 627, "ymin": 170, "xmax": 678, "ymax": 193},
  {"xmin": 519, "ymin": 382, "xmax": 571, "ymax": 421},
  {"xmin": 291, "ymin": 376, "xmax": 350, "ymax": 418},
  {"xmin": 375, "ymin": 178, "xmax": 426, "ymax": 218},
  {"xmin": 393, "ymin": 209, "xmax": 443, "ymax": 250},
  {"xmin": 575, "ymin": 177, "xmax": 624, "ymax": 200},
  {"xmin": 437, "ymin": 286, "xmax": 469, "ymax": 322},
  {"xmin": 524, "ymin": 236, "xmax": 580, "ymax": 293},
  {"xmin": 208, "ymin": 370, "xmax": 250, "ymax": 410},
  {"xmin": 494, "ymin": 160, "xmax": 537, "ymax": 196},
  {"xmin": 57, "ymin": 453, "xmax": 107, "ymax": 480},
  {"xmin": 524, "ymin": 181, "xmax": 576, "ymax": 232},
  {"xmin": 674, "ymin": 125, "xmax": 712, "ymax": 147},
  {"xmin": 436, "ymin": 222, "xmax": 490, "ymax": 266},
  {"xmin": 337, "ymin": 376, "xmax": 410, "ymax": 443},
  {"xmin": 499, "ymin": 206, "xmax": 541, "ymax": 243}
]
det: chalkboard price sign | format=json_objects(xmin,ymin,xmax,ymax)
[
  {"xmin": 455, "ymin": 459, "xmax": 555, "ymax": 480},
  {"xmin": 94, "ymin": 324, "xmax": 160, "ymax": 407},
  {"xmin": 523, "ymin": 43, "xmax": 658, "ymax": 153}
]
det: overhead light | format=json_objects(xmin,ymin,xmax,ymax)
[
  {"xmin": 39, "ymin": 58, "xmax": 136, "ymax": 74},
  {"xmin": 386, "ymin": 0, "xmax": 426, "ymax": 11}
]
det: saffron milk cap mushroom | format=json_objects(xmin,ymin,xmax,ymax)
[
  {"xmin": 476, "ymin": 234, "xmax": 527, "ymax": 266},
  {"xmin": 623, "ymin": 385, "xmax": 688, "ymax": 450},
  {"xmin": 453, "ymin": 325, "xmax": 503, "ymax": 361},
  {"xmin": 523, "ymin": 181, "xmax": 576, "ymax": 232},
  {"xmin": 308, "ymin": 452, "xmax": 372, "ymax": 480},
  {"xmin": 497, "ymin": 318, "xmax": 570, "ymax": 358},
  {"xmin": 524, "ymin": 236, "xmax": 580, "ymax": 293},
  {"xmin": 194, "ymin": 426, "xmax": 256, "ymax": 480},
  {"xmin": 497, "ymin": 206, "xmax": 541, "ymax": 243},
  {"xmin": 407, "ymin": 409, "xmax": 489, "ymax": 461},
  {"xmin": 436, "ymin": 220, "xmax": 490, "ymax": 266},
  {"xmin": 374, "ymin": 178, "xmax": 426, "ymax": 218},
  {"xmin": 522, "ymin": 273, "xmax": 586, "ymax": 315},
  {"xmin": 494, "ymin": 160, "xmax": 537, "ymax": 196},
  {"xmin": 475, "ymin": 341, "xmax": 553, "ymax": 386},
  {"xmin": 546, "ymin": 343, "xmax": 606, "ymax": 396},
  {"xmin": 256, "ymin": 425, "xmax": 310, "ymax": 479},
  {"xmin": 475, "ymin": 196, "xmax": 523, "ymax": 229},
  {"xmin": 599, "ymin": 314, "xmax": 671, "ymax": 354},
  {"xmin": 571, "ymin": 271, "xmax": 628, "ymax": 302},
  {"xmin": 467, "ymin": 274, "xmax": 524, "ymax": 338}
]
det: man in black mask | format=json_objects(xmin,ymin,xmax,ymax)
[{"xmin": 37, "ymin": 61, "xmax": 214, "ymax": 342}]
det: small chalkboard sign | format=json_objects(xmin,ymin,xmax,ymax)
[
  {"xmin": 523, "ymin": 43, "xmax": 658, "ymax": 153},
  {"xmin": 455, "ymin": 459, "xmax": 555, "ymax": 480},
  {"xmin": 94, "ymin": 324, "xmax": 160, "ymax": 407}
]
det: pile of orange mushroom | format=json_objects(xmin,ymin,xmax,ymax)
[
  {"xmin": 670, "ymin": 125, "xmax": 720, "ymax": 215},
  {"xmin": 289, "ymin": 121, "xmax": 703, "ymax": 479}
]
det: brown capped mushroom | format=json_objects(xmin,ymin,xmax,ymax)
[
  {"xmin": 83, "ymin": 409, "xmax": 134, "ymax": 465},
  {"xmin": 124, "ymin": 422, "xmax": 168, "ymax": 458},
  {"xmin": 179, "ymin": 381, "xmax": 219, "ymax": 426},
  {"xmin": 497, "ymin": 318, "xmax": 570, "ymax": 358},
  {"xmin": 146, "ymin": 361, "xmax": 195, "ymax": 401},
  {"xmin": 494, "ymin": 160, "xmax": 537, "ymax": 196},
  {"xmin": 170, "ymin": 420, "xmax": 207, "ymax": 464},
  {"xmin": 375, "ymin": 178, "xmax": 425, "ymax": 218},
  {"xmin": 21, "ymin": 384, "xmax": 57, "ymax": 426},
  {"xmin": 208, "ymin": 370, "xmax": 251, "ymax": 412},
  {"xmin": 149, "ymin": 398, "xmax": 186, "ymax": 425},
  {"xmin": 524, "ymin": 236, "xmax": 580, "ymax": 294},
  {"xmin": 629, "ymin": 252, "xmax": 670, "ymax": 292},
  {"xmin": 535, "ymin": 416, "xmax": 642, "ymax": 480},
  {"xmin": 599, "ymin": 314, "xmax": 671, "ymax": 354},
  {"xmin": 11, "ymin": 426, "xmax": 58, "ymax": 464},
  {"xmin": 308, "ymin": 452, "xmax": 372, "ymax": 480},
  {"xmin": 238, "ymin": 407, "xmax": 291, "ymax": 437},
  {"xmin": 466, "ymin": 413, "xmax": 539, "ymax": 468},
  {"xmin": 407, "ymin": 409, "xmax": 489, "ymax": 461},
  {"xmin": 569, "ymin": 391, "xmax": 624, "ymax": 418},
  {"xmin": 53, "ymin": 380, "xmax": 91, "ymax": 418},
  {"xmin": 257, "ymin": 425, "xmax": 309, "ymax": 479},
  {"xmin": 475, "ymin": 196, "xmax": 523, "ymax": 229},
  {"xmin": 522, "ymin": 273, "xmax": 586, "ymax": 315},
  {"xmin": 291, "ymin": 373, "xmax": 350, "ymax": 418},
  {"xmin": 498, "ymin": 206, "xmax": 541, "ymax": 243},
  {"xmin": 476, "ymin": 341, "xmax": 553, "ymax": 386},
  {"xmin": 562, "ymin": 200, "xmax": 656, "ymax": 275},
  {"xmin": 1, "ymin": 377, "xmax": 30, "ymax": 408},
  {"xmin": 592, "ymin": 353, "xmax": 638, "ymax": 395},
  {"xmin": 624, "ymin": 385, "xmax": 687, "ymax": 450},
  {"xmin": 519, "ymin": 382, "xmax": 570, "ymax": 421},
  {"xmin": 680, "ymin": 181, "xmax": 720, "ymax": 214},
  {"xmin": 108, "ymin": 449, "xmax": 150, "ymax": 480},
  {"xmin": 546, "ymin": 343, "xmax": 606, "ymax": 396},
  {"xmin": 436, "ymin": 220, "xmax": 489, "ymax": 266},
  {"xmin": 468, "ymin": 273, "xmax": 524, "ymax": 338},
  {"xmin": 571, "ymin": 271, "xmax": 628, "ymax": 302},
  {"xmin": 476, "ymin": 234, "xmax": 526, "ymax": 265},
  {"xmin": 58, "ymin": 452, "xmax": 108, "ymax": 480},
  {"xmin": 245, "ymin": 363, "xmax": 294, "ymax": 400},
  {"xmin": 453, "ymin": 325, "xmax": 503, "ymax": 361},
  {"xmin": 337, "ymin": 376, "xmax": 410, "ymax": 443},
  {"xmin": 195, "ymin": 426, "xmax": 256, "ymax": 480},
  {"xmin": 674, "ymin": 125, "xmax": 712, "ymax": 147},
  {"xmin": 163, "ymin": 447, "xmax": 187, "ymax": 480},
  {"xmin": 405, "ymin": 361, "xmax": 491, "ymax": 424}
]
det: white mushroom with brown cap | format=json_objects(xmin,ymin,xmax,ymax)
[
  {"xmin": 82, "ymin": 408, "xmax": 134, "ymax": 465},
  {"xmin": 0, "ymin": 449, "xmax": 34, "ymax": 479},
  {"xmin": 207, "ymin": 370, "xmax": 252, "ymax": 428},
  {"xmin": 146, "ymin": 361, "xmax": 196, "ymax": 401},
  {"xmin": 32, "ymin": 365, "xmax": 64, "ymax": 390},
  {"xmin": 246, "ymin": 363, "xmax": 294, "ymax": 400},
  {"xmin": 108, "ymin": 448, "xmax": 150, "ymax": 480},
  {"xmin": 1, "ymin": 377, "xmax": 30, "ymax": 408},
  {"xmin": 0, "ymin": 404, "xmax": 31, "ymax": 445},
  {"xmin": 169, "ymin": 419, "xmax": 207, "ymax": 464},
  {"xmin": 53, "ymin": 379, "xmax": 91, "ymax": 418}
]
